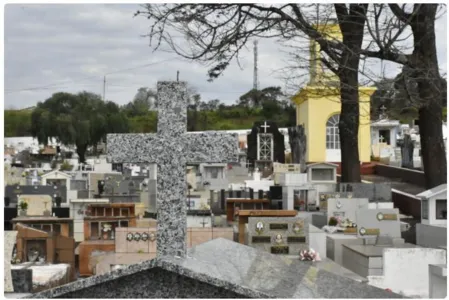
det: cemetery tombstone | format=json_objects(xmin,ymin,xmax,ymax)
[
  {"xmin": 107, "ymin": 81, "xmax": 238, "ymax": 257},
  {"xmin": 326, "ymin": 197, "xmax": 369, "ymax": 226},
  {"xmin": 18, "ymin": 195, "xmax": 52, "ymax": 216},
  {"xmin": 356, "ymin": 208, "xmax": 402, "ymax": 240},
  {"xmin": 5, "ymin": 231, "xmax": 18, "ymax": 292},
  {"xmin": 247, "ymin": 120, "xmax": 285, "ymax": 170},
  {"xmin": 400, "ymin": 134, "xmax": 414, "ymax": 169},
  {"xmin": 247, "ymin": 217, "xmax": 308, "ymax": 255}
]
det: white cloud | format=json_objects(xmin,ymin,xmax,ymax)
[{"xmin": 4, "ymin": 4, "xmax": 447, "ymax": 109}]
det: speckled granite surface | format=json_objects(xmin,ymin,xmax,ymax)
[
  {"xmin": 5, "ymin": 231, "xmax": 18, "ymax": 292},
  {"xmin": 107, "ymin": 82, "xmax": 238, "ymax": 258},
  {"xmin": 28, "ymin": 239, "xmax": 403, "ymax": 299}
]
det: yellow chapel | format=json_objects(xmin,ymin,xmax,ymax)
[{"xmin": 291, "ymin": 23, "xmax": 375, "ymax": 163}]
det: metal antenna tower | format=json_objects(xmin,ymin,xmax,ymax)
[{"xmin": 253, "ymin": 40, "xmax": 259, "ymax": 90}]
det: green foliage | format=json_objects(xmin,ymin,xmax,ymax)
[
  {"xmin": 8, "ymin": 86, "xmax": 297, "ymax": 150},
  {"xmin": 328, "ymin": 217, "xmax": 338, "ymax": 226},
  {"xmin": 4, "ymin": 110, "xmax": 33, "ymax": 137},
  {"xmin": 19, "ymin": 201, "xmax": 28, "ymax": 210},
  {"xmin": 60, "ymin": 160, "xmax": 73, "ymax": 171},
  {"xmin": 30, "ymin": 91, "xmax": 129, "ymax": 162}
]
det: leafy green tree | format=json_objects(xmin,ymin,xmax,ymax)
[
  {"xmin": 123, "ymin": 87, "xmax": 157, "ymax": 117},
  {"xmin": 31, "ymin": 91, "xmax": 129, "ymax": 163},
  {"xmin": 4, "ymin": 110, "xmax": 32, "ymax": 137}
]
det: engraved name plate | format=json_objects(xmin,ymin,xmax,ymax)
[
  {"xmin": 287, "ymin": 236, "xmax": 306, "ymax": 243},
  {"xmin": 252, "ymin": 236, "xmax": 271, "ymax": 243},
  {"xmin": 271, "ymin": 246, "xmax": 289, "ymax": 254},
  {"xmin": 359, "ymin": 227, "xmax": 380, "ymax": 236},
  {"xmin": 380, "ymin": 213, "xmax": 398, "ymax": 221},
  {"xmin": 270, "ymin": 223, "xmax": 288, "ymax": 230}
]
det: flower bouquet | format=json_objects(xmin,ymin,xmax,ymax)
[{"xmin": 299, "ymin": 248, "xmax": 321, "ymax": 262}]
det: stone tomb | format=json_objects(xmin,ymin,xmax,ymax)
[
  {"xmin": 247, "ymin": 217, "xmax": 309, "ymax": 255},
  {"xmin": 326, "ymin": 197, "xmax": 369, "ymax": 226},
  {"xmin": 18, "ymin": 194, "xmax": 53, "ymax": 216},
  {"xmin": 355, "ymin": 208, "xmax": 402, "ymax": 240},
  {"xmin": 30, "ymin": 239, "xmax": 402, "ymax": 298},
  {"xmin": 5, "ymin": 231, "xmax": 18, "ymax": 292},
  {"xmin": 342, "ymin": 209, "xmax": 407, "ymax": 278}
]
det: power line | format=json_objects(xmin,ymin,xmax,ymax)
[{"xmin": 5, "ymin": 58, "xmax": 175, "ymax": 95}]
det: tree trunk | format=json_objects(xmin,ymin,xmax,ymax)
[
  {"xmin": 337, "ymin": 5, "xmax": 368, "ymax": 183},
  {"xmin": 339, "ymin": 70, "xmax": 361, "ymax": 182},
  {"xmin": 76, "ymin": 143, "xmax": 88, "ymax": 163},
  {"xmin": 411, "ymin": 4, "xmax": 447, "ymax": 188}
]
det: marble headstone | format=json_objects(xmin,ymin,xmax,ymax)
[
  {"xmin": 247, "ymin": 216, "xmax": 309, "ymax": 255},
  {"xmin": 107, "ymin": 81, "xmax": 239, "ymax": 258},
  {"xmin": 326, "ymin": 198, "xmax": 369, "ymax": 224},
  {"xmin": 318, "ymin": 192, "xmax": 353, "ymax": 211},
  {"xmin": 18, "ymin": 194, "xmax": 52, "ymax": 216},
  {"xmin": 29, "ymin": 238, "xmax": 403, "ymax": 299},
  {"xmin": 356, "ymin": 208, "xmax": 401, "ymax": 238},
  {"xmin": 246, "ymin": 120, "xmax": 286, "ymax": 169},
  {"xmin": 5, "ymin": 231, "xmax": 18, "ymax": 292}
]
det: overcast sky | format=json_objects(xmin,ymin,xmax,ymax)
[{"xmin": 4, "ymin": 4, "xmax": 447, "ymax": 109}]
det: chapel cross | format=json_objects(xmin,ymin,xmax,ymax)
[
  {"xmin": 379, "ymin": 135, "xmax": 385, "ymax": 143},
  {"xmin": 107, "ymin": 82, "xmax": 238, "ymax": 258},
  {"xmin": 261, "ymin": 121, "xmax": 270, "ymax": 133}
]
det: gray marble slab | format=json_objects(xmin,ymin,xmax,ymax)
[
  {"xmin": 356, "ymin": 208, "xmax": 401, "ymax": 238},
  {"xmin": 106, "ymin": 82, "xmax": 239, "ymax": 258},
  {"xmin": 5, "ymin": 231, "xmax": 18, "ymax": 292},
  {"xmin": 28, "ymin": 239, "xmax": 403, "ymax": 299}
]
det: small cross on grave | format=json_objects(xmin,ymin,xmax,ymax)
[
  {"xmin": 379, "ymin": 135, "xmax": 385, "ymax": 143},
  {"xmin": 107, "ymin": 82, "xmax": 238, "ymax": 258},
  {"xmin": 260, "ymin": 121, "xmax": 270, "ymax": 133}
]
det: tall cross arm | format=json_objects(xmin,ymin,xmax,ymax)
[
  {"xmin": 106, "ymin": 133, "xmax": 161, "ymax": 163},
  {"xmin": 183, "ymin": 132, "xmax": 239, "ymax": 163}
]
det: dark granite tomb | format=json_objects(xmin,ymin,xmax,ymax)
[
  {"xmin": 29, "ymin": 239, "xmax": 402, "ymax": 299},
  {"xmin": 247, "ymin": 121, "xmax": 285, "ymax": 169}
]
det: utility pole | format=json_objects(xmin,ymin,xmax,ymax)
[
  {"xmin": 253, "ymin": 40, "xmax": 259, "ymax": 91},
  {"xmin": 103, "ymin": 76, "xmax": 106, "ymax": 101},
  {"xmin": 177, "ymin": 71, "xmax": 180, "ymax": 82}
]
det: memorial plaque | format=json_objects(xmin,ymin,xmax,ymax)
[
  {"xmin": 293, "ymin": 220, "xmax": 304, "ymax": 235},
  {"xmin": 377, "ymin": 212, "xmax": 398, "ymax": 221},
  {"xmin": 248, "ymin": 216, "xmax": 309, "ymax": 256},
  {"xmin": 359, "ymin": 227, "xmax": 380, "ymax": 236},
  {"xmin": 287, "ymin": 236, "xmax": 306, "ymax": 243},
  {"xmin": 270, "ymin": 223, "xmax": 288, "ymax": 230},
  {"xmin": 271, "ymin": 246, "xmax": 289, "ymax": 254},
  {"xmin": 356, "ymin": 208, "xmax": 401, "ymax": 238},
  {"xmin": 252, "ymin": 236, "xmax": 271, "ymax": 243}
]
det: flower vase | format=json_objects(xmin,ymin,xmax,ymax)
[{"xmin": 102, "ymin": 232, "xmax": 109, "ymax": 240}]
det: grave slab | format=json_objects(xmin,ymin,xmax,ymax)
[
  {"xmin": 356, "ymin": 208, "xmax": 401, "ymax": 238},
  {"xmin": 326, "ymin": 233, "xmax": 364, "ymax": 265},
  {"xmin": 29, "ymin": 238, "xmax": 403, "ymax": 298},
  {"xmin": 327, "ymin": 198, "xmax": 369, "ymax": 224},
  {"xmin": 5, "ymin": 231, "xmax": 18, "ymax": 292},
  {"xmin": 342, "ymin": 243, "xmax": 419, "ymax": 278}
]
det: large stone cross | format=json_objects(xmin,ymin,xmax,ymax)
[{"xmin": 107, "ymin": 82, "xmax": 238, "ymax": 258}]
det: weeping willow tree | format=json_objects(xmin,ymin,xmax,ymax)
[{"xmin": 30, "ymin": 91, "xmax": 129, "ymax": 163}]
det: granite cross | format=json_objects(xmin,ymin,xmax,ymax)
[
  {"xmin": 107, "ymin": 82, "xmax": 238, "ymax": 258},
  {"xmin": 261, "ymin": 121, "xmax": 270, "ymax": 133}
]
